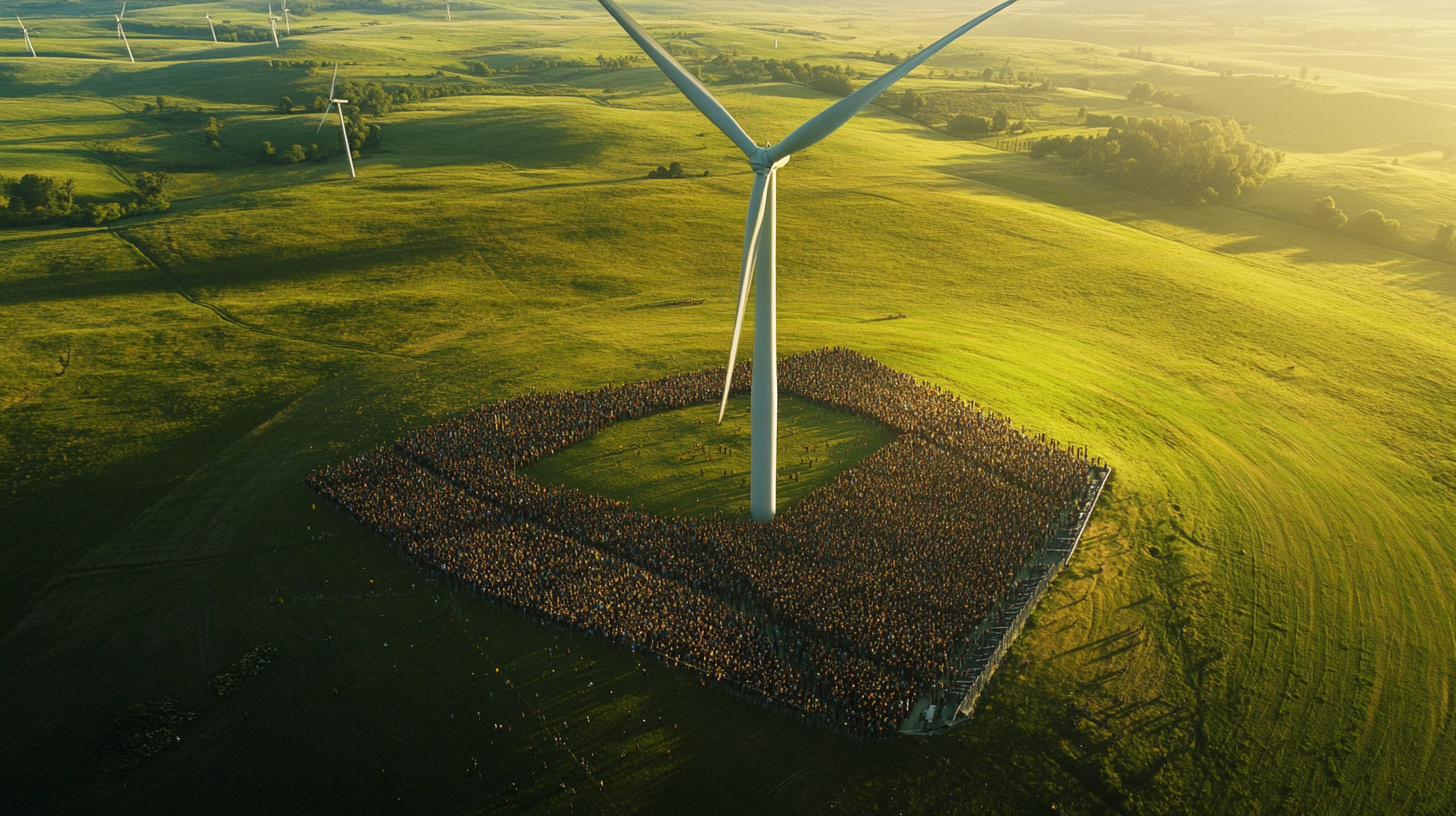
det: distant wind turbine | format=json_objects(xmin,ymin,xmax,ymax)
[
  {"xmin": 205, "ymin": 14, "xmax": 217, "ymax": 42},
  {"xmin": 317, "ymin": 65, "xmax": 357, "ymax": 179},
  {"xmin": 282, "ymin": 0, "xmax": 291, "ymax": 33},
  {"xmin": 597, "ymin": 0, "xmax": 1020, "ymax": 521},
  {"xmin": 267, "ymin": 3, "xmax": 280, "ymax": 48},
  {"xmin": 115, "ymin": 2, "xmax": 133, "ymax": 62},
  {"xmin": 16, "ymin": 15, "xmax": 36, "ymax": 57},
  {"xmin": 446, "ymin": 2, "xmax": 452, "ymax": 22}
]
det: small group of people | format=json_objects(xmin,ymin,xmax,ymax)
[{"xmin": 309, "ymin": 348, "xmax": 1096, "ymax": 737}]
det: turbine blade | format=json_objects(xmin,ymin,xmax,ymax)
[
  {"xmin": 767, "ymin": 0, "xmax": 1020, "ymax": 162},
  {"xmin": 596, "ymin": 0, "xmax": 758, "ymax": 158},
  {"xmin": 718, "ymin": 171, "xmax": 772, "ymax": 424},
  {"xmin": 328, "ymin": 64, "xmax": 338, "ymax": 100},
  {"xmin": 317, "ymin": 102, "xmax": 333, "ymax": 133}
]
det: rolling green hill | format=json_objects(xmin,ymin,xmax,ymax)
[{"xmin": 2, "ymin": 1, "xmax": 1454, "ymax": 814}]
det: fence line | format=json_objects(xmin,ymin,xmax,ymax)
[{"xmin": 901, "ymin": 465, "xmax": 1112, "ymax": 735}]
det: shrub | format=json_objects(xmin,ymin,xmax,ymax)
[
  {"xmin": 947, "ymin": 114, "xmax": 990, "ymax": 137},
  {"xmin": 1347, "ymin": 209, "xmax": 1401, "ymax": 244},
  {"xmin": 1312, "ymin": 196, "xmax": 1347, "ymax": 231}
]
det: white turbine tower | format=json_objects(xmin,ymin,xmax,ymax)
[
  {"xmin": 446, "ymin": 2, "xmax": 451, "ymax": 22},
  {"xmin": 598, "ymin": 0, "xmax": 1020, "ymax": 521},
  {"xmin": 205, "ymin": 14, "xmax": 217, "ymax": 43},
  {"xmin": 282, "ymin": 1, "xmax": 291, "ymax": 33},
  {"xmin": 115, "ymin": 2, "xmax": 133, "ymax": 63},
  {"xmin": 318, "ymin": 65, "xmax": 357, "ymax": 179},
  {"xmin": 16, "ymin": 15, "xmax": 36, "ymax": 57},
  {"xmin": 267, "ymin": 3, "xmax": 280, "ymax": 48}
]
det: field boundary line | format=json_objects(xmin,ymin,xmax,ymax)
[{"xmin": 107, "ymin": 228, "xmax": 425, "ymax": 362}]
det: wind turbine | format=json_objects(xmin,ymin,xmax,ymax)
[
  {"xmin": 282, "ymin": 0, "xmax": 291, "ymax": 33},
  {"xmin": 446, "ymin": 2, "xmax": 451, "ymax": 22},
  {"xmin": 597, "ymin": 0, "xmax": 1020, "ymax": 522},
  {"xmin": 317, "ymin": 65, "xmax": 357, "ymax": 179},
  {"xmin": 16, "ymin": 15, "xmax": 36, "ymax": 57},
  {"xmin": 115, "ymin": 2, "xmax": 133, "ymax": 63},
  {"xmin": 205, "ymin": 14, "xmax": 217, "ymax": 43},
  {"xmin": 267, "ymin": 3, "xmax": 280, "ymax": 47}
]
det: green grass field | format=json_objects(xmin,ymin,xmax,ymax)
[
  {"xmin": 526, "ymin": 394, "xmax": 896, "ymax": 519},
  {"xmin": 2, "ymin": 1, "xmax": 1455, "ymax": 814}
]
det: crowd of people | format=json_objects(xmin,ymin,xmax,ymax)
[{"xmin": 309, "ymin": 348, "xmax": 1098, "ymax": 737}]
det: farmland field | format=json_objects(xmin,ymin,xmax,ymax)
[{"xmin": 1, "ymin": 0, "xmax": 1454, "ymax": 814}]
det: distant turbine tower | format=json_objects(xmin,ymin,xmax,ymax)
[
  {"xmin": 115, "ymin": 2, "xmax": 133, "ymax": 62},
  {"xmin": 16, "ymin": 15, "xmax": 36, "ymax": 57},
  {"xmin": 317, "ymin": 65, "xmax": 357, "ymax": 179},
  {"xmin": 598, "ymin": 0, "xmax": 1020, "ymax": 521},
  {"xmin": 268, "ymin": 3, "xmax": 280, "ymax": 48},
  {"xmin": 446, "ymin": 2, "xmax": 451, "ymax": 22},
  {"xmin": 205, "ymin": 14, "xmax": 217, "ymax": 42},
  {"xmin": 282, "ymin": 1, "xmax": 291, "ymax": 33}
]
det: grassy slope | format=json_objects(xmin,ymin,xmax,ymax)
[{"xmin": 2, "ymin": 2, "xmax": 1455, "ymax": 815}]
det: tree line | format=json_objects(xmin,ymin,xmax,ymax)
[
  {"xmin": 1030, "ymin": 116, "xmax": 1284, "ymax": 204},
  {"xmin": 1312, "ymin": 196, "xmax": 1456, "ymax": 261},
  {"xmin": 1, "ymin": 172, "xmax": 172, "ymax": 227},
  {"xmin": 1126, "ymin": 81, "xmax": 1197, "ymax": 111},
  {"xmin": 465, "ymin": 56, "xmax": 597, "ymax": 76},
  {"xmin": 125, "ymin": 19, "xmax": 276, "ymax": 43},
  {"xmin": 714, "ymin": 56, "xmax": 858, "ymax": 96},
  {"xmin": 256, "ymin": 103, "xmax": 382, "ymax": 167}
]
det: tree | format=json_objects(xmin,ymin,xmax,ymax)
[
  {"xmin": 1311, "ymin": 196, "xmax": 1347, "ymax": 231},
  {"xmin": 947, "ymin": 114, "xmax": 991, "ymax": 137},
  {"xmin": 648, "ymin": 162, "xmax": 688, "ymax": 179},
  {"xmin": 808, "ymin": 73, "xmax": 853, "ymax": 97},
  {"xmin": 281, "ymin": 144, "xmax": 307, "ymax": 164},
  {"xmin": 991, "ymin": 109, "xmax": 1009, "ymax": 133},
  {"xmin": 7, "ymin": 174, "xmax": 76, "ymax": 217},
  {"xmin": 1299, "ymin": 66, "xmax": 1309, "ymax": 80},
  {"xmin": 1431, "ymin": 223, "xmax": 1456, "ymax": 258},
  {"xmin": 278, "ymin": 96, "xmax": 295, "ymax": 113},
  {"xmin": 134, "ymin": 172, "xmax": 171, "ymax": 212},
  {"xmin": 897, "ymin": 89, "xmax": 926, "ymax": 117},
  {"xmin": 155, "ymin": 96, "xmax": 168, "ymax": 111},
  {"xmin": 1127, "ymin": 81, "xmax": 1155, "ymax": 102},
  {"xmin": 84, "ymin": 202, "xmax": 124, "ymax": 226},
  {"xmin": 981, "ymin": 67, "xmax": 994, "ymax": 81},
  {"xmin": 203, "ymin": 117, "xmax": 221, "ymax": 150},
  {"xmin": 1032, "ymin": 116, "xmax": 1284, "ymax": 203},
  {"xmin": 1348, "ymin": 209, "xmax": 1401, "ymax": 244},
  {"xmin": 1077, "ymin": 105, "xmax": 1088, "ymax": 120}
]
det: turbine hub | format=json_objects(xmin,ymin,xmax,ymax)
[{"xmin": 747, "ymin": 147, "xmax": 790, "ymax": 175}]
